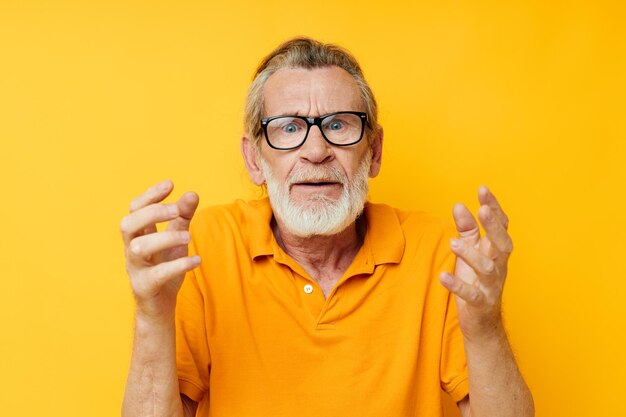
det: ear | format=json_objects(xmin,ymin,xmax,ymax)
[
  {"xmin": 241, "ymin": 135, "xmax": 266, "ymax": 186},
  {"xmin": 368, "ymin": 126, "xmax": 384, "ymax": 178}
]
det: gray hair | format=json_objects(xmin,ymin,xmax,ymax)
[{"xmin": 244, "ymin": 37, "xmax": 380, "ymax": 147}]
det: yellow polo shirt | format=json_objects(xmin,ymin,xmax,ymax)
[{"xmin": 176, "ymin": 198, "xmax": 468, "ymax": 416}]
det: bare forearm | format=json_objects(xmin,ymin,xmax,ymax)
[
  {"xmin": 122, "ymin": 313, "xmax": 184, "ymax": 417},
  {"xmin": 120, "ymin": 182, "xmax": 201, "ymax": 417},
  {"xmin": 464, "ymin": 325, "xmax": 534, "ymax": 417}
]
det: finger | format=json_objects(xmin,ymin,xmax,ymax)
[
  {"xmin": 453, "ymin": 203, "xmax": 480, "ymax": 245},
  {"xmin": 128, "ymin": 231, "xmax": 191, "ymax": 262},
  {"xmin": 166, "ymin": 192, "xmax": 200, "ymax": 232},
  {"xmin": 129, "ymin": 180, "xmax": 174, "ymax": 213},
  {"xmin": 478, "ymin": 205, "xmax": 513, "ymax": 255},
  {"xmin": 450, "ymin": 238, "xmax": 499, "ymax": 282},
  {"xmin": 148, "ymin": 255, "xmax": 202, "ymax": 288},
  {"xmin": 477, "ymin": 186, "xmax": 509, "ymax": 229},
  {"xmin": 120, "ymin": 203, "xmax": 179, "ymax": 245},
  {"xmin": 440, "ymin": 272, "xmax": 482, "ymax": 304}
]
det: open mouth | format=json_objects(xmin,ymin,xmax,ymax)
[
  {"xmin": 291, "ymin": 180, "xmax": 343, "ymax": 190},
  {"xmin": 294, "ymin": 181, "xmax": 340, "ymax": 187}
]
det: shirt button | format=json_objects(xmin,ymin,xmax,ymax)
[{"xmin": 303, "ymin": 284, "xmax": 313, "ymax": 294}]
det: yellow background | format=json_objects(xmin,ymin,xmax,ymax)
[{"xmin": 1, "ymin": 1, "xmax": 624, "ymax": 416}]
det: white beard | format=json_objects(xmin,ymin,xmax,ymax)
[{"xmin": 259, "ymin": 149, "xmax": 372, "ymax": 238}]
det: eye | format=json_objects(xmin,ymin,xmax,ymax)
[
  {"xmin": 329, "ymin": 121, "xmax": 344, "ymax": 130},
  {"xmin": 282, "ymin": 123, "xmax": 299, "ymax": 133}
]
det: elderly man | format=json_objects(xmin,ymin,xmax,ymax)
[{"xmin": 121, "ymin": 38, "xmax": 533, "ymax": 417}]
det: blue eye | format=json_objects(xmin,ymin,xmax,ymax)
[
  {"xmin": 329, "ymin": 121, "xmax": 344, "ymax": 130},
  {"xmin": 282, "ymin": 123, "xmax": 299, "ymax": 133}
]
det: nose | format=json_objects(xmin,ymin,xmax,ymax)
[{"xmin": 298, "ymin": 125, "xmax": 333, "ymax": 164}]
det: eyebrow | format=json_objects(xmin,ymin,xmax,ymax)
[{"xmin": 268, "ymin": 109, "xmax": 364, "ymax": 118}]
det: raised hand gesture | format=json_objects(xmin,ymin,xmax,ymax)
[
  {"xmin": 440, "ymin": 186, "xmax": 513, "ymax": 340},
  {"xmin": 120, "ymin": 180, "xmax": 201, "ymax": 320}
]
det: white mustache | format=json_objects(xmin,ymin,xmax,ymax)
[{"xmin": 288, "ymin": 166, "xmax": 346, "ymax": 186}]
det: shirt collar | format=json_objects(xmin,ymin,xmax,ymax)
[
  {"xmin": 245, "ymin": 198, "xmax": 275, "ymax": 259},
  {"xmin": 362, "ymin": 201, "xmax": 405, "ymax": 265}
]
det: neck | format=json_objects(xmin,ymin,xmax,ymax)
[{"xmin": 272, "ymin": 214, "xmax": 366, "ymax": 297}]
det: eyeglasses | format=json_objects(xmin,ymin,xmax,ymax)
[{"xmin": 260, "ymin": 111, "xmax": 367, "ymax": 150}]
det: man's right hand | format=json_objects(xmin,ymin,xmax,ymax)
[{"xmin": 120, "ymin": 180, "xmax": 201, "ymax": 321}]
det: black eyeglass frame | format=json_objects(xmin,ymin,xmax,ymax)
[{"xmin": 260, "ymin": 111, "xmax": 367, "ymax": 150}]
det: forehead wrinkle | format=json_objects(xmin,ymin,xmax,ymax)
[{"xmin": 262, "ymin": 67, "xmax": 364, "ymax": 118}]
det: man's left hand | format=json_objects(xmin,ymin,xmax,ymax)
[{"xmin": 440, "ymin": 186, "xmax": 513, "ymax": 340}]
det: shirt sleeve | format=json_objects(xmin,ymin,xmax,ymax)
[
  {"xmin": 437, "ymin": 221, "xmax": 469, "ymax": 403},
  {"xmin": 440, "ymin": 290, "xmax": 469, "ymax": 402},
  {"xmin": 175, "ymin": 239, "xmax": 211, "ymax": 403}
]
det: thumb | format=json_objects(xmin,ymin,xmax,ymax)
[{"xmin": 167, "ymin": 191, "xmax": 200, "ymax": 232}]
